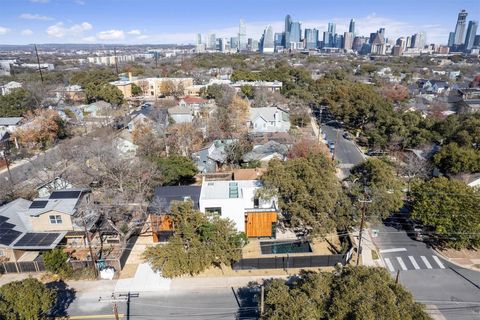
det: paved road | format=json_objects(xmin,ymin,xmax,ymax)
[
  {"xmin": 371, "ymin": 218, "xmax": 480, "ymax": 320},
  {"xmin": 66, "ymin": 288, "xmax": 258, "ymax": 320},
  {"xmin": 320, "ymin": 123, "xmax": 365, "ymax": 177}
]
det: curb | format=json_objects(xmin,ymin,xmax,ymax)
[{"xmin": 433, "ymin": 248, "xmax": 480, "ymax": 272}]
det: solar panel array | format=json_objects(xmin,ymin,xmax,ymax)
[
  {"xmin": 29, "ymin": 200, "xmax": 48, "ymax": 209},
  {"xmin": 0, "ymin": 216, "xmax": 22, "ymax": 246},
  {"xmin": 49, "ymin": 191, "xmax": 81, "ymax": 199},
  {"xmin": 14, "ymin": 232, "xmax": 61, "ymax": 247}
]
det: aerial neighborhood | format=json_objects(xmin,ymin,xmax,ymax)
[{"xmin": 0, "ymin": 3, "xmax": 479, "ymax": 320}]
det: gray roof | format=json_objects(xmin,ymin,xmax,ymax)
[
  {"xmin": 243, "ymin": 141, "xmax": 288, "ymax": 162},
  {"xmin": 0, "ymin": 117, "xmax": 22, "ymax": 126},
  {"xmin": 200, "ymin": 180, "xmax": 262, "ymax": 200},
  {"xmin": 149, "ymin": 186, "xmax": 201, "ymax": 214},
  {"xmin": 0, "ymin": 198, "xmax": 32, "ymax": 233},
  {"xmin": 249, "ymin": 107, "xmax": 288, "ymax": 122},
  {"xmin": 27, "ymin": 188, "xmax": 89, "ymax": 217},
  {"xmin": 168, "ymin": 105, "xmax": 191, "ymax": 115}
]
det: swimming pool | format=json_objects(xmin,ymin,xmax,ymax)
[{"xmin": 260, "ymin": 240, "xmax": 312, "ymax": 254}]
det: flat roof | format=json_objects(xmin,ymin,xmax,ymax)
[{"xmin": 200, "ymin": 180, "xmax": 262, "ymax": 200}]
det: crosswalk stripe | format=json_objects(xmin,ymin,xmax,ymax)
[
  {"xmin": 408, "ymin": 256, "xmax": 420, "ymax": 270},
  {"xmin": 421, "ymin": 256, "xmax": 433, "ymax": 269},
  {"xmin": 384, "ymin": 258, "xmax": 395, "ymax": 272},
  {"xmin": 432, "ymin": 255, "xmax": 446, "ymax": 269},
  {"xmin": 396, "ymin": 257, "xmax": 407, "ymax": 270}
]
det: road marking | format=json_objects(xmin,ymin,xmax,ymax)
[
  {"xmin": 68, "ymin": 315, "xmax": 124, "ymax": 319},
  {"xmin": 384, "ymin": 258, "xmax": 395, "ymax": 272},
  {"xmin": 432, "ymin": 255, "xmax": 446, "ymax": 269},
  {"xmin": 396, "ymin": 257, "xmax": 408, "ymax": 270},
  {"xmin": 421, "ymin": 256, "xmax": 433, "ymax": 269},
  {"xmin": 379, "ymin": 248, "xmax": 407, "ymax": 253},
  {"xmin": 408, "ymin": 256, "xmax": 420, "ymax": 270}
]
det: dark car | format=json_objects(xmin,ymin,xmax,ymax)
[
  {"xmin": 343, "ymin": 132, "xmax": 353, "ymax": 140},
  {"xmin": 405, "ymin": 219, "xmax": 425, "ymax": 241}
]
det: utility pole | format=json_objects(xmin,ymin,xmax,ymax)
[
  {"xmin": 155, "ymin": 52, "xmax": 158, "ymax": 68},
  {"xmin": 356, "ymin": 187, "xmax": 372, "ymax": 267},
  {"xmin": 395, "ymin": 269, "xmax": 400, "ymax": 284},
  {"xmin": 34, "ymin": 44, "xmax": 44, "ymax": 83},
  {"xmin": 99, "ymin": 292, "xmax": 139, "ymax": 320},
  {"xmin": 112, "ymin": 298, "xmax": 119, "ymax": 320},
  {"xmin": 260, "ymin": 285, "xmax": 265, "ymax": 316}
]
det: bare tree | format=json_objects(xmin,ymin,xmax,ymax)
[{"xmin": 399, "ymin": 152, "xmax": 432, "ymax": 194}]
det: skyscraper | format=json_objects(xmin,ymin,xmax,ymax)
[
  {"xmin": 284, "ymin": 15, "xmax": 292, "ymax": 47},
  {"xmin": 196, "ymin": 33, "xmax": 202, "ymax": 45},
  {"xmin": 274, "ymin": 33, "xmax": 285, "ymax": 48},
  {"xmin": 349, "ymin": 19, "xmax": 355, "ymax": 35},
  {"xmin": 290, "ymin": 21, "xmax": 301, "ymax": 44},
  {"xmin": 465, "ymin": 20, "xmax": 478, "ymax": 51},
  {"xmin": 230, "ymin": 37, "xmax": 239, "ymax": 50},
  {"xmin": 447, "ymin": 32, "xmax": 455, "ymax": 47},
  {"xmin": 411, "ymin": 32, "xmax": 426, "ymax": 49},
  {"xmin": 261, "ymin": 25, "xmax": 274, "ymax": 53},
  {"xmin": 304, "ymin": 29, "xmax": 318, "ymax": 49},
  {"xmin": 207, "ymin": 33, "xmax": 216, "ymax": 49},
  {"xmin": 343, "ymin": 32, "xmax": 353, "ymax": 50},
  {"xmin": 328, "ymin": 22, "xmax": 336, "ymax": 35},
  {"xmin": 453, "ymin": 10, "xmax": 468, "ymax": 46},
  {"xmin": 239, "ymin": 19, "xmax": 247, "ymax": 50}
]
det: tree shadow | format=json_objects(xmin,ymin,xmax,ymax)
[
  {"xmin": 46, "ymin": 280, "xmax": 76, "ymax": 317},
  {"xmin": 234, "ymin": 282, "xmax": 259, "ymax": 320}
]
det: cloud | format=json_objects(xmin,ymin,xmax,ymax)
[
  {"xmin": 82, "ymin": 36, "xmax": 96, "ymax": 42},
  {"xmin": 0, "ymin": 27, "xmax": 10, "ymax": 35},
  {"xmin": 29, "ymin": 0, "xmax": 50, "ymax": 3},
  {"xmin": 97, "ymin": 29, "xmax": 125, "ymax": 40},
  {"xmin": 20, "ymin": 13, "xmax": 54, "ymax": 21},
  {"xmin": 21, "ymin": 29, "xmax": 34, "ymax": 36},
  {"xmin": 127, "ymin": 29, "xmax": 141, "ymax": 35},
  {"xmin": 46, "ymin": 22, "xmax": 92, "ymax": 38}
]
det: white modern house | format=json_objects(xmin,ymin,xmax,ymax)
[
  {"xmin": 248, "ymin": 107, "xmax": 290, "ymax": 133},
  {"xmin": 199, "ymin": 180, "xmax": 278, "ymax": 237},
  {"xmin": 0, "ymin": 81, "xmax": 22, "ymax": 96}
]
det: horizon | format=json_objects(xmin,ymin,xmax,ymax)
[{"xmin": 0, "ymin": 0, "xmax": 479, "ymax": 46}]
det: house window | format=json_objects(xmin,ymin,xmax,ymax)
[
  {"xmin": 253, "ymin": 198, "xmax": 260, "ymax": 208},
  {"xmin": 205, "ymin": 207, "xmax": 222, "ymax": 216},
  {"xmin": 0, "ymin": 250, "xmax": 4, "ymax": 256},
  {"xmin": 49, "ymin": 215, "xmax": 63, "ymax": 224}
]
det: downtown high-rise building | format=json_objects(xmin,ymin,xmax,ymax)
[
  {"xmin": 343, "ymin": 32, "xmax": 353, "ymax": 50},
  {"xmin": 274, "ymin": 33, "xmax": 285, "ymax": 48},
  {"xmin": 196, "ymin": 33, "xmax": 202, "ymax": 45},
  {"xmin": 207, "ymin": 33, "xmax": 216, "ymax": 49},
  {"xmin": 323, "ymin": 22, "xmax": 336, "ymax": 48},
  {"xmin": 349, "ymin": 19, "xmax": 355, "ymax": 35},
  {"xmin": 465, "ymin": 20, "xmax": 478, "ymax": 51},
  {"xmin": 411, "ymin": 32, "xmax": 426, "ymax": 49},
  {"xmin": 290, "ymin": 21, "xmax": 302, "ymax": 43},
  {"xmin": 304, "ymin": 28, "xmax": 319, "ymax": 49},
  {"xmin": 453, "ymin": 9, "xmax": 468, "ymax": 46},
  {"xmin": 284, "ymin": 15, "xmax": 292, "ymax": 47},
  {"xmin": 238, "ymin": 19, "xmax": 247, "ymax": 50},
  {"xmin": 261, "ymin": 25, "xmax": 275, "ymax": 53},
  {"xmin": 230, "ymin": 37, "xmax": 239, "ymax": 50}
]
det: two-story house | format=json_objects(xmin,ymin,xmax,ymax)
[{"xmin": 247, "ymin": 107, "xmax": 290, "ymax": 133}]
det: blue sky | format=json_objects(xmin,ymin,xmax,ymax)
[{"xmin": 0, "ymin": 0, "xmax": 478, "ymax": 45}]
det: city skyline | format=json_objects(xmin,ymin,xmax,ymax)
[{"xmin": 0, "ymin": 0, "xmax": 478, "ymax": 45}]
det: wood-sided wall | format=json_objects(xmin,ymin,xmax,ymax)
[{"xmin": 245, "ymin": 211, "xmax": 277, "ymax": 238}]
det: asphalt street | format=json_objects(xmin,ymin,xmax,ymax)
[
  {"xmin": 321, "ymin": 123, "xmax": 365, "ymax": 166},
  {"xmin": 371, "ymin": 219, "xmax": 480, "ymax": 320},
  {"xmin": 66, "ymin": 288, "xmax": 258, "ymax": 320}
]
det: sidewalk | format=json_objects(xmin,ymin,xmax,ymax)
[
  {"xmin": 351, "ymin": 228, "xmax": 385, "ymax": 268},
  {"xmin": 433, "ymin": 248, "xmax": 480, "ymax": 272}
]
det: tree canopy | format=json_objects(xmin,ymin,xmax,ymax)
[
  {"xmin": 260, "ymin": 156, "xmax": 343, "ymax": 235},
  {"xmin": 70, "ymin": 69, "xmax": 123, "ymax": 105},
  {"xmin": 143, "ymin": 202, "xmax": 246, "ymax": 277},
  {"xmin": 411, "ymin": 177, "xmax": 480, "ymax": 249},
  {"xmin": 153, "ymin": 155, "xmax": 198, "ymax": 185},
  {"xmin": 350, "ymin": 158, "xmax": 404, "ymax": 219},
  {"xmin": 262, "ymin": 267, "xmax": 430, "ymax": 320},
  {"xmin": 43, "ymin": 248, "xmax": 71, "ymax": 276},
  {"xmin": 0, "ymin": 88, "xmax": 35, "ymax": 117},
  {"xmin": 0, "ymin": 277, "xmax": 56, "ymax": 320}
]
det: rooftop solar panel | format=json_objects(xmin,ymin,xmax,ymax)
[
  {"xmin": 14, "ymin": 232, "xmax": 61, "ymax": 248},
  {"xmin": 49, "ymin": 191, "xmax": 81, "ymax": 199},
  {"xmin": 0, "ymin": 216, "xmax": 8, "ymax": 223},
  {"xmin": 0, "ymin": 229, "xmax": 21, "ymax": 246},
  {"xmin": 29, "ymin": 200, "xmax": 48, "ymax": 209}
]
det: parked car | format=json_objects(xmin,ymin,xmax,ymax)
[
  {"xmin": 367, "ymin": 150, "xmax": 387, "ymax": 157},
  {"xmin": 343, "ymin": 132, "xmax": 353, "ymax": 140},
  {"xmin": 405, "ymin": 219, "xmax": 425, "ymax": 241},
  {"xmin": 328, "ymin": 141, "xmax": 335, "ymax": 151}
]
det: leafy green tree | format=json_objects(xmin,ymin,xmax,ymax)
[
  {"xmin": 153, "ymin": 155, "xmax": 198, "ymax": 185},
  {"xmin": 260, "ymin": 156, "xmax": 341, "ymax": 235},
  {"xmin": 43, "ymin": 248, "xmax": 72, "ymax": 276},
  {"xmin": 131, "ymin": 83, "xmax": 143, "ymax": 96},
  {"xmin": 411, "ymin": 177, "xmax": 480, "ymax": 249},
  {"xmin": 84, "ymin": 83, "xmax": 124, "ymax": 106},
  {"xmin": 350, "ymin": 158, "xmax": 404, "ymax": 219},
  {"xmin": 143, "ymin": 202, "xmax": 246, "ymax": 277},
  {"xmin": 240, "ymin": 85, "xmax": 254, "ymax": 99},
  {"xmin": 262, "ymin": 267, "xmax": 430, "ymax": 320},
  {"xmin": 0, "ymin": 277, "xmax": 56, "ymax": 320},
  {"xmin": 433, "ymin": 143, "xmax": 480, "ymax": 175},
  {"xmin": 0, "ymin": 88, "xmax": 35, "ymax": 117}
]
